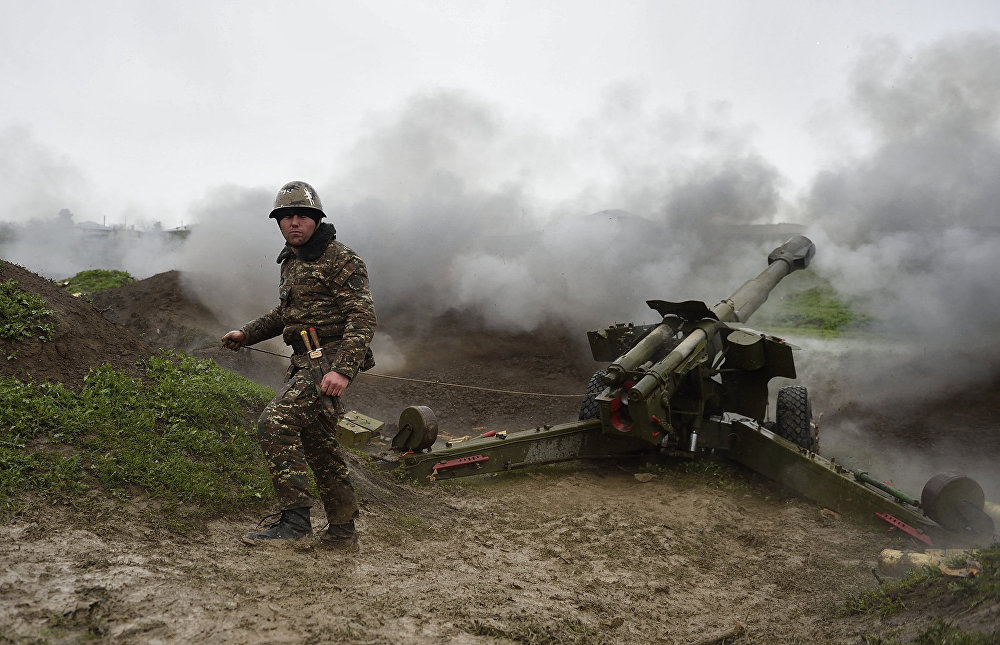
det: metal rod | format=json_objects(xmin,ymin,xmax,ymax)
[{"xmin": 853, "ymin": 471, "xmax": 920, "ymax": 506}]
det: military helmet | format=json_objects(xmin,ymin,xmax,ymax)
[{"xmin": 269, "ymin": 181, "xmax": 325, "ymax": 220}]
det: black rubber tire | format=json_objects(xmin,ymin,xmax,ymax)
[
  {"xmin": 774, "ymin": 385, "xmax": 818, "ymax": 451},
  {"xmin": 578, "ymin": 369, "xmax": 608, "ymax": 420}
]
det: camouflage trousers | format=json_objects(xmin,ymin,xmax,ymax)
[{"xmin": 257, "ymin": 369, "xmax": 358, "ymax": 524}]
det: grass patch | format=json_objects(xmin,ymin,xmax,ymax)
[
  {"xmin": 844, "ymin": 544, "xmax": 1000, "ymax": 618},
  {"xmin": 0, "ymin": 350, "xmax": 275, "ymax": 529},
  {"xmin": 844, "ymin": 544, "xmax": 1000, "ymax": 643},
  {"xmin": 0, "ymin": 279, "xmax": 56, "ymax": 347},
  {"xmin": 58, "ymin": 269, "xmax": 134, "ymax": 295},
  {"xmin": 862, "ymin": 620, "xmax": 1000, "ymax": 645},
  {"xmin": 914, "ymin": 619, "xmax": 998, "ymax": 644},
  {"xmin": 946, "ymin": 543, "xmax": 1000, "ymax": 611},
  {"xmin": 842, "ymin": 566, "xmax": 942, "ymax": 617},
  {"xmin": 756, "ymin": 284, "xmax": 872, "ymax": 337}
]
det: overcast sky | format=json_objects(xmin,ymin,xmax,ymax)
[{"xmin": 2, "ymin": 0, "xmax": 998, "ymax": 227}]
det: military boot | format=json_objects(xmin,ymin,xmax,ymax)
[
  {"xmin": 244, "ymin": 507, "xmax": 312, "ymax": 541},
  {"xmin": 317, "ymin": 520, "xmax": 358, "ymax": 550}
]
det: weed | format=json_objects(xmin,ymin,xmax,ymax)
[
  {"xmin": 948, "ymin": 543, "xmax": 1000, "ymax": 607},
  {"xmin": 914, "ymin": 619, "xmax": 1000, "ymax": 644},
  {"xmin": 58, "ymin": 269, "xmax": 134, "ymax": 295},
  {"xmin": 846, "ymin": 543, "xmax": 1000, "ymax": 643},
  {"xmin": 346, "ymin": 446, "xmax": 378, "ymax": 468},
  {"xmin": 841, "ymin": 566, "xmax": 942, "ymax": 617},
  {"xmin": 0, "ymin": 279, "xmax": 56, "ymax": 343},
  {"xmin": 0, "ymin": 351, "xmax": 276, "ymax": 529}
]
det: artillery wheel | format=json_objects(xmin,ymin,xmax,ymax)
[
  {"xmin": 921, "ymin": 472, "xmax": 995, "ymax": 536},
  {"xmin": 393, "ymin": 405, "xmax": 439, "ymax": 452},
  {"xmin": 578, "ymin": 369, "xmax": 608, "ymax": 420},
  {"xmin": 774, "ymin": 385, "xmax": 818, "ymax": 452}
]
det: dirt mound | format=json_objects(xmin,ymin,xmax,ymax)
[
  {"xmin": 0, "ymin": 261, "xmax": 157, "ymax": 387},
  {"xmin": 89, "ymin": 270, "xmax": 225, "ymax": 353},
  {"xmin": 87, "ymin": 269, "xmax": 292, "ymax": 387}
]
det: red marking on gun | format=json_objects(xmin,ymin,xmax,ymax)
[
  {"xmin": 875, "ymin": 512, "xmax": 934, "ymax": 546},
  {"xmin": 431, "ymin": 454, "xmax": 489, "ymax": 474}
]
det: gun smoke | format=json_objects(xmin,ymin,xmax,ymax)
[
  {"xmin": 797, "ymin": 33, "xmax": 1000, "ymax": 495},
  {"xmin": 2, "ymin": 34, "xmax": 998, "ymax": 498}
]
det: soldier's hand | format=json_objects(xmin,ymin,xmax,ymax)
[
  {"xmin": 321, "ymin": 370, "xmax": 350, "ymax": 397},
  {"xmin": 221, "ymin": 330, "xmax": 246, "ymax": 351}
]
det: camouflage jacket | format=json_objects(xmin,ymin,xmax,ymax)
[{"xmin": 241, "ymin": 223, "xmax": 376, "ymax": 380}]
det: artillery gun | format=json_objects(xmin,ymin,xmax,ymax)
[{"xmin": 392, "ymin": 236, "xmax": 996, "ymax": 546}]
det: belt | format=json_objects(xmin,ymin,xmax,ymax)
[{"xmin": 289, "ymin": 336, "xmax": 336, "ymax": 356}]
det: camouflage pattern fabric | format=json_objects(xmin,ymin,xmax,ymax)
[
  {"xmin": 242, "ymin": 223, "xmax": 376, "ymax": 380},
  {"xmin": 240, "ymin": 221, "xmax": 376, "ymax": 520},
  {"xmin": 270, "ymin": 180, "xmax": 324, "ymax": 216},
  {"xmin": 258, "ymin": 369, "xmax": 357, "ymax": 523}
]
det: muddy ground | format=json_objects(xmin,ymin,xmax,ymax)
[{"xmin": 2, "ymin": 262, "xmax": 998, "ymax": 643}]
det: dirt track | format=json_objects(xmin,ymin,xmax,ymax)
[
  {"xmin": 2, "ymin": 264, "xmax": 998, "ymax": 643},
  {"xmin": 2, "ymin": 463, "xmax": 891, "ymax": 644}
]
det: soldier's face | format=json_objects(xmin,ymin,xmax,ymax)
[{"xmin": 278, "ymin": 213, "xmax": 317, "ymax": 247}]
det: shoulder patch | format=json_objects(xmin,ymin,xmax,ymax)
[{"xmin": 347, "ymin": 274, "xmax": 366, "ymax": 291}]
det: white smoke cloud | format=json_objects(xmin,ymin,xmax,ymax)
[
  {"xmin": 319, "ymin": 88, "xmax": 783, "ymax": 334},
  {"xmin": 802, "ymin": 33, "xmax": 1000, "ymax": 398},
  {"xmin": 792, "ymin": 33, "xmax": 1000, "ymax": 497},
  {"xmin": 155, "ymin": 88, "xmax": 784, "ymax": 377},
  {"xmin": 175, "ymin": 184, "xmax": 275, "ymax": 325}
]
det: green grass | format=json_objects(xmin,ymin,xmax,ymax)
[
  {"xmin": 0, "ymin": 279, "xmax": 56, "ymax": 346},
  {"xmin": 914, "ymin": 620, "xmax": 998, "ymax": 644},
  {"xmin": 948, "ymin": 543, "xmax": 1000, "ymax": 607},
  {"xmin": 842, "ymin": 565, "xmax": 942, "ymax": 617},
  {"xmin": 862, "ymin": 620, "xmax": 1000, "ymax": 645},
  {"xmin": 756, "ymin": 284, "xmax": 872, "ymax": 337},
  {"xmin": 0, "ymin": 350, "xmax": 276, "ymax": 529},
  {"xmin": 58, "ymin": 269, "xmax": 134, "ymax": 294},
  {"xmin": 843, "ymin": 543, "xmax": 1000, "ymax": 643}
]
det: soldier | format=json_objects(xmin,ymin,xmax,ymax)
[{"xmin": 221, "ymin": 180, "xmax": 376, "ymax": 549}]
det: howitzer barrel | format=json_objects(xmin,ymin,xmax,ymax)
[
  {"xmin": 627, "ymin": 324, "xmax": 710, "ymax": 403},
  {"xmin": 606, "ymin": 236, "xmax": 815, "ymax": 389},
  {"xmin": 607, "ymin": 323, "xmax": 680, "ymax": 376},
  {"xmin": 712, "ymin": 235, "xmax": 816, "ymax": 323}
]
